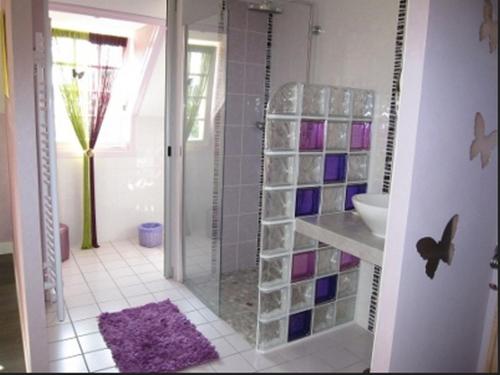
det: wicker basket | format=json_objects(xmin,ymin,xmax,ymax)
[{"xmin": 138, "ymin": 222, "xmax": 163, "ymax": 248}]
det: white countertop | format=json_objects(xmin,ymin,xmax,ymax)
[{"xmin": 295, "ymin": 212, "xmax": 385, "ymax": 266}]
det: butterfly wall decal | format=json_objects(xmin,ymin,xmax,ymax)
[
  {"xmin": 470, "ymin": 112, "xmax": 497, "ymax": 169},
  {"xmin": 416, "ymin": 214, "xmax": 459, "ymax": 280},
  {"xmin": 72, "ymin": 68, "xmax": 85, "ymax": 80},
  {"xmin": 480, "ymin": 0, "xmax": 498, "ymax": 53}
]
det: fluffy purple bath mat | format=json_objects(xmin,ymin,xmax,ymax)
[{"xmin": 98, "ymin": 299, "xmax": 219, "ymax": 373}]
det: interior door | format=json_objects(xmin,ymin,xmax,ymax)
[{"xmin": 372, "ymin": 0, "xmax": 498, "ymax": 372}]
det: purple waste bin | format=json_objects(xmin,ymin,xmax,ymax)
[{"xmin": 59, "ymin": 223, "xmax": 70, "ymax": 262}]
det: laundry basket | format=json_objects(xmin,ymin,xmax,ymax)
[{"xmin": 138, "ymin": 222, "xmax": 163, "ymax": 248}]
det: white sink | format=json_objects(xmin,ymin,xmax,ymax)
[{"xmin": 352, "ymin": 193, "xmax": 389, "ymax": 238}]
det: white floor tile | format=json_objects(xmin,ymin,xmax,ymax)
[
  {"xmin": 78, "ymin": 263, "xmax": 106, "ymax": 273},
  {"xmin": 78, "ymin": 332, "xmax": 108, "ymax": 353},
  {"xmin": 65, "ymin": 293, "xmax": 97, "ymax": 308},
  {"xmin": 132, "ymin": 263, "xmax": 157, "ymax": 274},
  {"xmin": 113, "ymin": 274, "xmax": 143, "ymax": 287},
  {"xmin": 124, "ymin": 257, "xmax": 151, "ymax": 266},
  {"xmin": 198, "ymin": 308, "xmax": 220, "ymax": 323},
  {"xmin": 49, "ymin": 338, "xmax": 82, "ymax": 361},
  {"xmin": 225, "ymin": 333, "xmax": 252, "ymax": 352},
  {"xmin": 311, "ymin": 347, "xmax": 360, "ymax": 371},
  {"xmin": 174, "ymin": 299, "xmax": 196, "ymax": 313},
  {"xmin": 96, "ymin": 366, "xmax": 120, "ymax": 373},
  {"xmin": 210, "ymin": 337, "xmax": 238, "ymax": 358},
  {"xmin": 49, "ymin": 355, "xmax": 88, "ymax": 373},
  {"xmin": 144, "ymin": 279, "xmax": 176, "ymax": 293},
  {"xmin": 46, "ymin": 311, "xmax": 72, "ymax": 327},
  {"xmin": 120, "ymin": 284, "xmax": 150, "ymax": 298},
  {"xmin": 210, "ymin": 353, "xmax": 255, "ymax": 373},
  {"xmin": 211, "ymin": 320, "xmax": 236, "ymax": 336},
  {"xmin": 153, "ymin": 289, "xmax": 184, "ymax": 302},
  {"xmin": 181, "ymin": 363, "xmax": 215, "ymax": 373},
  {"xmin": 68, "ymin": 304, "xmax": 101, "ymax": 322},
  {"xmin": 196, "ymin": 323, "xmax": 223, "ymax": 340},
  {"xmin": 99, "ymin": 299, "xmax": 130, "ymax": 313},
  {"xmin": 84, "ymin": 349, "xmax": 116, "ymax": 372},
  {"xmin": 186, "ymin": 297, "xmax": 207, "ymax": 310},
  {"xmin": 107, "ymin": 267, "xmax": 136, "ymax": 279},
  {"xmin": 241, "ymin": 350, "xmax": 287, "ymax": 371},
  {"xmin": 127, "ymin": 294, "xmax": 157, "ymax": 307},
  {"xmin": 265, "ymin": 354, "xmax": 333, "ymax": 373},
  {"xmin": 186, "ymin": 310, "xmax": 208, "ymax": 325},
  {"xmin": 93, "ymin": 289, "xmax": 124, "ymax": 303},
  {"xmin": 137, "ymin": 272, "xmax": 165, "ymax": 283},
  {"xmin": 338, "ymin": 361, "xmax": 370, "ymax": 373},
  {"xmin": 73, "ymin": 318, "xmax": 100, "ymax": 336},
  {"xmin": 47, "ymin": 323, "xmax": 76, "ymax": 343}
]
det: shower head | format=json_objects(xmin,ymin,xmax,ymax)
[{"xmin": 248, "ymin": 0, "xmax": 283, "ymax": 15}]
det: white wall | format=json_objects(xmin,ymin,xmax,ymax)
[
  {"xmin": 373, "ymin": 0, "xmax": 498, "ymax": 371},
  {"xmin": 53, "ymin": 0, "xmax": 165, "ymax": 246}
]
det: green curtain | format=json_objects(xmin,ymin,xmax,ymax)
[{"xmin": 60, "ymin": 80, "xmax": 93, "ymax": 249}]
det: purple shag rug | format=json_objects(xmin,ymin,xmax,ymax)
[{"xmin": 98, "ymin": 299, "xmax": 219, "ymax": 373}]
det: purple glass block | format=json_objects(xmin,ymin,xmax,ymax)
[
  {"xmin": 351, "ymin": 122, "xmax": 371, "ymax": 150},
  {"xmin": 295, "ymin": 187, "xmax": 321, "ymax": 217},
  {"xmin": 340, "ymin": 252, "xmax": 360, "ymax": 271},
  {"xmin": 292, "ymin": 251, "xmax": 316, "ymax": 282},
  {"xmin": 300, "ymin": 121, "xmax": 324, "ymax": 151},
  {"xmin": 345, "ymin": 183, "xmax": 367, "ymax": 211},
  {"xmin": 324, "ymin": 154, "xmax": 347, "ymax": 183},
  {"xmin": 288, "ymin": 310, "xmax": 312, "ymax": 342},
  {"xmin": 315, "ymin": 275, "xmax": 338, "ymax": 305}
]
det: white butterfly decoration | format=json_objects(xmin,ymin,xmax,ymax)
[
  {"xmin": 480, "ymin": 0, "xmax": 498, "ymax": 53},
  {"xmin": 470, "ymin": 112, "xmax": 498, "ymax": 169}
]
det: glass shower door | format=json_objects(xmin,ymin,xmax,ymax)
[{"xmin": 181, "ymin": 0, "xmax": 227, "ymax": 314}]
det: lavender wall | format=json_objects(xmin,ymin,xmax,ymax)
[{"xmin": 221, "ymin": 0, "xmax": 268, "ymax": 273}]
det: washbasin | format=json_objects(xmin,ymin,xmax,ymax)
[{"xmin": 352, "ymin": 193, "xmax": 389, "ymax": 238}]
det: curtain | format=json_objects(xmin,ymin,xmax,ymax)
[{"xmin": 54, "ymin": 29, "xmax": 125, "ymax": 249}]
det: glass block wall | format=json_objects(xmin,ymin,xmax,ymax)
[{"xmin": 257, "ymin": 82, "xmax": 374, "ymax": 351}]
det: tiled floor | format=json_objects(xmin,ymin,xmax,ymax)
[{"xmin": 47, "ymin": 239, "xmax": 372, "ymax": 373}]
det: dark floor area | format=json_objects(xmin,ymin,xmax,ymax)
[{"xmin": 0, "ymin": 254, "xmax": 26, "ymax": 372}]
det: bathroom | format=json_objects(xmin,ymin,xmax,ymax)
[{"xmin": 1, "ymin": 0, "xmax": 497, "ymax": 373}]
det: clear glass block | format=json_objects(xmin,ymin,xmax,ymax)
[
  {"xmin": 259, "ymin": 288, "xmax": 289, "ymax": 321},
  {"xmin": 321, "ymin": 186, "xmax": 345, "ymax": 214},
  {"xmin": 290, "ymin": 280, "xmax": 314, "ymax": 312},
  {"xmin": 260, "ymin": 256, "xmax": 290, "ymax": 289},
  {"xmin": 352, "ymin": 89, "xmax": 374, "ymax": 118},
  {"xmin": 316, "ymin": 247, "xmax": 340, "ymax": 276},
  {"xmin": 293, "ymin": 231, "xmax": 318, "ymax": 251},
  {"xmin": 263, "ymin": 190, "xmax": 294, "ymax": 221},
  {"xmin": 265, "ymin": 120, "xmax": 297, "ymax": 152},
  {"xmin": 348, "ymin": 154, "xmax": 369, "ymax": 182},
  {"xmin": 264, "ymin": 156, "xmax": 295, "ymax": 187},
  {"xmin": 269, "ymin": 82, "xmax": 299, "ymax": 115},
  {"xmin": 335, "ymin": 296, "xmax": 356, "ymax": 326},
  {"xmin": 298, "ymin": 155, "xmax": 322, "ymax": 185},
  {"xmin": 302, "ymin": 85, "xmax": 327, "ymax": 116},
  {"xmin": 261, "ymin": 223, "xmax": 293, "ymax": 254},
  {"xmin": 338, "ymin": 269, "xmax": 359, "ymax": 299},
  {"xmin": 329, "ymin": 87, "xmax": 352, "ymax": 117},
  {"xmin": 326, "ymin": 122, "xmax": 349, "ymax": 151},
  {"xmin": 313, "ymin": 302, "xmax": 336, "ymax": 333},
  {"xmin": 257, "ymin": 318, "xmax": 287, "ymax": 351}
]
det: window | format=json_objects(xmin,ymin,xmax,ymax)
[
  {"xmin": 185, "ymin": 44, "xmax": 216, "ymax": 142},
  {"xmin": 52, "ymin": 30, "xmax": 130, "ymax": 150}
]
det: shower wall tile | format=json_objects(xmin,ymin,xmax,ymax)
[
  {"xmin": 238, "ymin": 213, "xmax": 259, "ymax": 241},
  {"xmin": 228, "ymin": 0, "xmax": 248, "ymax": 30},
  {"xmin": 223, "ymin": 156, "xmax": 242, "ymax": 187},
  {"xmin": 244, "ymin": 95, "xmax": 265, "ymax": 127},
  {"xmin": 222, "ymin": 216, "xmax": 239, "ymax": 244},
  {"xmin": 226, "ymin": 94, "xmax": 245, "ymax": 125},
  {"xmin": 228, "ymin": 28, "xmax": 247, "ymax": 62},
  {"xmin": 224, "ymin": 127, "xmax": 243, "ymax": 156},
  {"xmin": 247, "ymin": 9, "xmax": 268, "ymax": 32},
  {"xmin": 245, "ymin": 64, "xmax": 266, "ymax": 95},
  {"xmin": 242, "ymin": 126, "xmax": 263, "ymax": 155},
  {"xmin": 239, "ymin": 185, "xmax": 260, "ymax": 214},
  {"xmin": 238, "ymin": 240, "xmax": 259, "ymax": 270},
  {"xmin": 223, "ymin": 187, "xmax": 240, "ymax": 217},
  {"xmin": 227, "ymin": 62, "xmax": 246, "ymax": 94},
  {"xmin": 222, "ymin": 244, "xmax": 238, "ymax": 274},
  {"xmin": 246, "ymin": 32, "xmax": 267, "ymax": 64},
  {"xmin": 241, "ymin": 156, "xmax": 262, "ymax": 185}
]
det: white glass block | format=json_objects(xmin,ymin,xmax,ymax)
[
  {"xmin": 298, "ymin": 155, "xmax": 322, "ymax": 185},
  {"xmin": 293, "ymin": 231, "xmax": 318, "ymax": 251},
  {"xmin": 266, "ymin": 120, "xmax": 297, "ymax": 152},
  {"xmin": 259, "ymin": 288, "xmax": 289, "ymax": 321},
  {"xmin": 302, "ymin": 85, "xmax": 327, "ymax": 116},
  {"xmin": 263, "ymin": 190, "xmax": 294, "ymax": 221},
  {"xmin": 313, "ymin": 302, "xmax": 336, "ymax": 333},
  {"xmin": 335, "ymin": 296, "xmax": 356, "ymax": 326},
  {"xmin": 329, "ymin": 87, "xmax": 352, "ymax": 117},
  {"xmin": 260, "ymin": 256, "xmax": 290, "ymax": 289},
  {"xmin": 290, "ymin": 280, "xmax": 314, "ymax": 312},
  {"xmin": 269, "ymin": 82, "xmax": 299, "ymax": 115},
  {"xmin": 316, "ymin": 247, "xmax": 340, "ymax": 276},
  {"xmin": 348, "ymin": 154, "xmax": 369, "ymax": 182},
  {"xmin": 321, "ymin": 186, "xmax": 344, "ymax": 214},
  {"xmin": 326, "ymin": 122, "xmax": 349, "ymax": 151},
  {"xmin": 262, "ymin": 223, "xmax": 293, "ymax": 254},
  {"xmin": 338, "ymin": 270, "xmax": 359, "ymax": 299},
  {"xmin": 257, "ymin": 318, "xmax": 287, "ymax": 351},
  {"xmin": 264, "ymin": 156, "xmax": 295, "ymax": 187},
  {"xmin": 352, "ymin": 89, "xmax": 374, "ymax": 118}
]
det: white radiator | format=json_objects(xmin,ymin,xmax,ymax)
[{"xmin": 34, "ymin": 30, "xmax": 64, "ymax": 322}]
